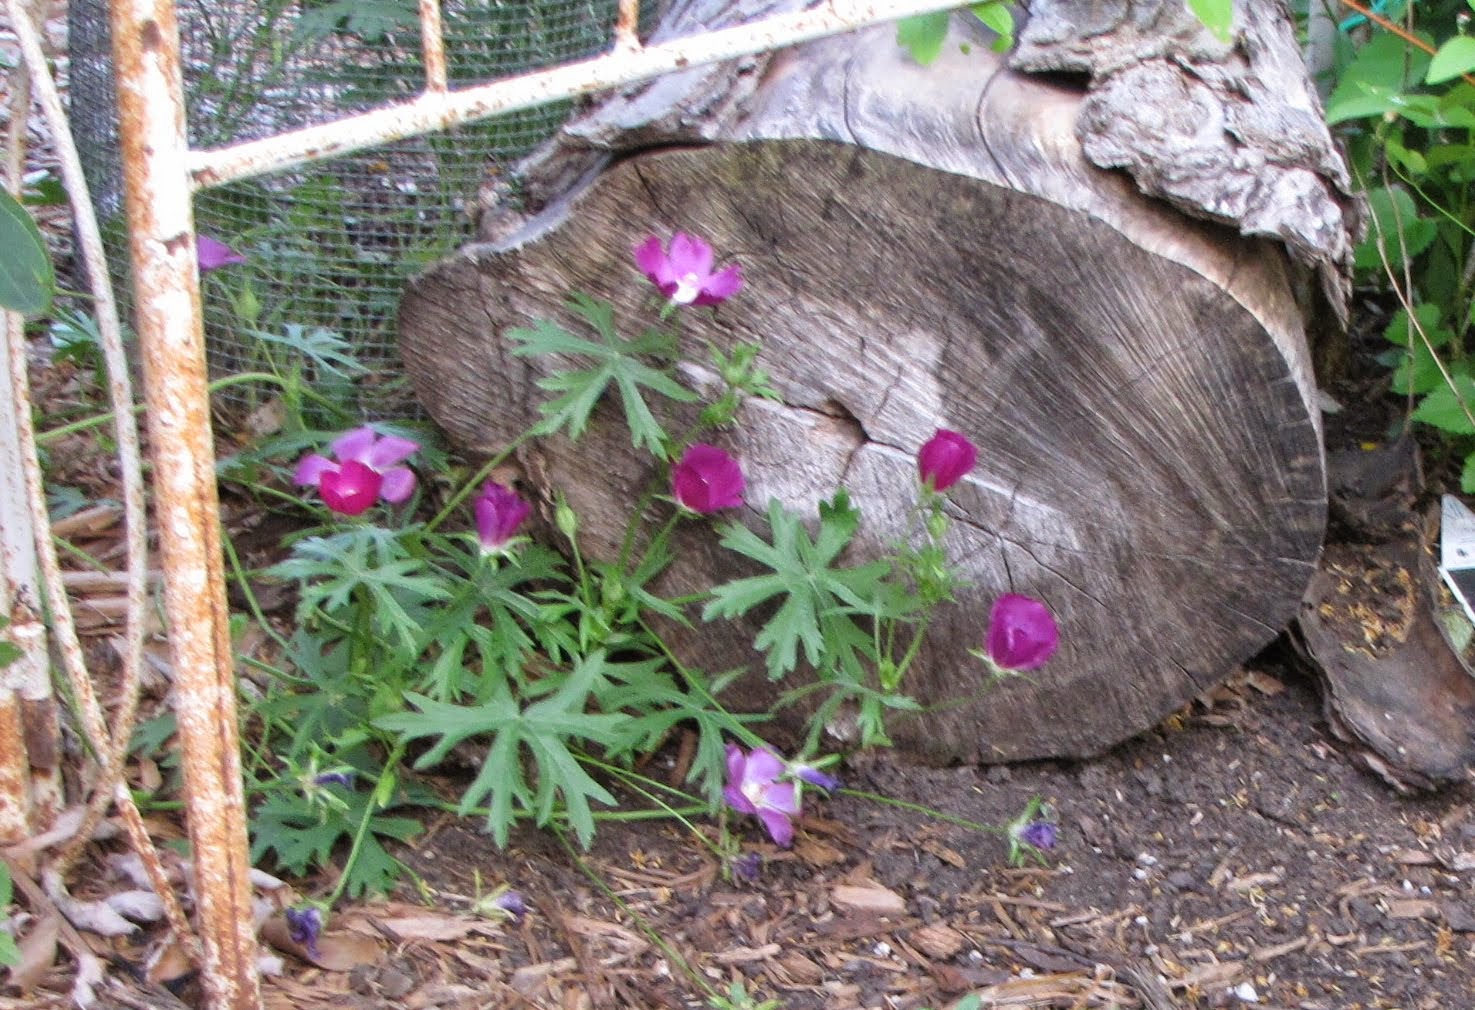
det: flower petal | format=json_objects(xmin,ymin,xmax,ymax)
[
  {"xmin": 318, "ymin": 460, "xmax": 382, "ymax": 516},
  {"xmin": 723, "ymin": 784, "xmax": 758, "ymax": 816},
  {"xmin": 293, "ymin": 454, "xmax": 335, "ymax": 487},
  {"xmin": 330, "ymin": 426, "xmax": 378, "ymax": 464},
  {"xmin": 366, "ymin": 434, "xmax": 420, "ymax": 469},
  {"xmin": 378, "ymin": 466, "xmax": 417, "ymax": 504},
  {"xmin": 693, "ymin": 264, "xmax": 744, "ymax": 306},
  {"xmin": 196, "ymin": 234, "xmax": 246, "ymax": 272},
  {"xmin": 667, "ymin": 232, "xmax": 714, "ymax": 278},
  {"xmin": 756, "ymin": 807, "xmax": 795, "ymax": 847},
  {"xmin": 744, "ymin": 748, "xmax": 786, "ymax": 785},
  {"xmin": 633, "ymin": 235, "xmax": 669, "ymax": 283}
]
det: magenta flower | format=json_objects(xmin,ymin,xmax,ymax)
[
  {"xmin": 634, "ymin": 233, "xmax": 744, "ymax": 307},
  {"xmin": 985, "ymin": 593, "xmax": 1059, "ymax": 672},
  {"xmin": 672, "ymin": 443, "xmax": 744, "ymax": 513},
  {"xmin": 723, "ymin": 745, "xmax": 801, "ymax": 847},
  {"xmin": 474, "ymin": 481, "xmax": 531, "ymax": 553},
  {"xmin": 196, "ymin": 234, "xmax": 246, "ymax": 272},
  {"xmin": 294, "ymin": 426, "xmax": 420, "ymax": 516},
  {"xmin": 917, "ymin": 429, "xmax": 978, "ymax": 492}
]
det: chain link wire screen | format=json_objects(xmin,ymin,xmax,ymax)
[{"xmin": 70, "ymin": 0, "xmax": 624, "ymax": 420}]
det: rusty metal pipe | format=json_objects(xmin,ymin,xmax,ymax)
[
  {"xmin": 108, "ymin": 2, "xmax": 261, "ymax": 1008},
  {"xmin": 191, "ymin": 0, "xmax": 965, "ymax": 190}
]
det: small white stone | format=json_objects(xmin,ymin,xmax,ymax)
[
  {"xmin": 1137, "ymin": 853, "xmax": 1159, "ymax": 866},
  {"xmin": 1133, "ymin": 868, "xmax": 1149, "ymax": 881},
  {"xmin": 1230, "ymin": 981, "xmax": 1259, "ymax": 1002}
]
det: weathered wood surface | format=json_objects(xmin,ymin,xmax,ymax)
[{"xmin": 398, "ymin": 2, "xmax": 1347, "ymax": 761}]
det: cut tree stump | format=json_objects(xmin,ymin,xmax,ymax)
[{"xmin": 398, "ymin": 1, "xmax": 1354, "ymax": 761}]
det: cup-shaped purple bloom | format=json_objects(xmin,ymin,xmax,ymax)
[
  {"xmin": 491, "ymin": 890, "xmax": 527, "ymax": 923},
  {"xmin": 723, "ymin": 745, "xmax": 801, "ymax": 847},
  {"xmin": 474, "ymin": 482, "xmax": 531, "ymax": 553},
  {"xmin": 196, "ymin": 234, "xmax": 246, "ymax": 272},
  {"xmin": 672, "ymin": 443, "xmax": 744, "ymax": 514},
  {"xmin": 634, "ymin": 233, "xmax": 744, "ymax": 306},
  {"xmin": 294, "ymin": 426, "xmax": 420, "ymax": 515},
  {"xmin": 917, "ymin": 428, "xmax": 978, "ymax": 492},
  {"xmin": 285, "ymin": 906, "xmax": 323, "ymax": 959},
  {"xmin": 1018, "ymin": 821, "xmax": 1058, "ymax": 851},
  {"xmin": 984, "ymin": 593, "xmax": 1060, "ymax": 672}
]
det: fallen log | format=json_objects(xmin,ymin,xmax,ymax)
[{"xmin": 398, "ymin": 1, "xmax": 1354, "ymax": 760}]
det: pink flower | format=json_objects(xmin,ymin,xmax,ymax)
[
  {"xmin": 294, "ymin": 426, "xmax": 420, "ymax": 516},
  {"xmin": 633, "ymin": 233, "xmax": 743, "ymax": 306},
  {"xmin": 475, "ymin": 481, "xmax": 531, "ymax": 553},
  {"xmin": 723, "ymin": 745, "xmax": 801, "ymax": 847},
  {"xmin": 985, "ymin": 593, "xmax": 1059, "ymax": 672},
  {"xmin": 196, "ymin": 234, "xmax": 246, "ymax": 272},
  {"xmin": 917, "ymin": 429, "xmax": 978, "ymax": 492},
  {"xmin": 672, "ymin": 443, "xmax": 744, "ymax": 513}
]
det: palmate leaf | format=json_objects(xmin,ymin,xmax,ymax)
[
  {"xmin": 704, "ymin": 494, "xmax": 891, "ymax": 680},
  {"xmin": 378, "ymin": 652, "xmax": 630, "ymax": 847},
  {"xmin": 250, "ymin": 788, "xmax": 422, "ymax": 898},
  {"xmin": 268, "ymin": 527, "xmax": 449, "ymax": 651},
  {"xmin": 509, "ymin": 293, "xmax": 697, "ymax": 459}
]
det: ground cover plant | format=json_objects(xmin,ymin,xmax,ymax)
[{"xmin": 228, "ymin": 230, "xmax": 1063, "ymax": 943}]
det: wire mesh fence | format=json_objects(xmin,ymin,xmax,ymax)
[{"xmin": 71, "ymin": 0, "xmax": 627, "ymax": 420}]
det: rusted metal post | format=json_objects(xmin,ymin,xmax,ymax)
[
  {"xmin": 418, "ymin": 0, "xmax": 448, "ymax": 93},
  {"xmin": 107, "ymin": 3, "xmax": 261, "ymax": 1009},
  {"xmin": 614, "ymin": 0, "xmax": 641, "ymax": 53}
]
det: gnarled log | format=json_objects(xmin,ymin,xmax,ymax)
[{"xmin": 398, "ymin": 2, "xmax": 1347, "ymax": 760}]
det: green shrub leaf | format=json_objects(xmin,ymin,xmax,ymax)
[
  {"xmin": 0, "ymin": 188, "xmax": 54, "ymax": 316},
  {"xmin": 1427, "ymin": 35, "xmax": 1475, "ymax": 85}
]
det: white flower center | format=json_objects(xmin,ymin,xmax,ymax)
[{"xmin": 671, "ymin": 272, "xmax": 701, "ymax": 305}]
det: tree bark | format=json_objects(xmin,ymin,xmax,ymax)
[{"xmin": 398, "ymin": 1, "xmax": 1350, "ymax": 760}]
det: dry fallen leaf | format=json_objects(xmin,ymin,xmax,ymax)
[
  {"xmin": 831, "ymin": 884, "xmax": 907, "ymax": 916},
  {"xmin": 7, "ymin": 910, "xmax": 60, "ymax": 994},
  {"xmin": 259, "ymin": 914, "xmax": 383, "ymax": 971}
]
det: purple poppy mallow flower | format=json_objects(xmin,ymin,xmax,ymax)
[
  {"xmin": 984, "ymin": 593, "xmax": 1060, "ymax": 673},
  {"xmin": 474, "ymin": 481, "xmax": 531, "ymax": 554},
  {"xmin": 311, "ymin": 771, "xmax": 354, "ymax": 789},
  {"xmin": 1018, "ymin": 821, "xmax": 1058, "ymax": 851},
  {"xmin": 731, "ymin": 852, "xmax": 762, "ymax": 882},
  {"xmin": 1006, "ymin": 796, "xmax": 1059, "ymax": 866},
  {"xmin": 285, "ymin": 906, "xmax": 323, "ymax": 959},
  {"xmin": 917, "ymin": 428, "xmax": 978, "ymax": 492},
  {"xmin": 723, "ymin": 744, "xmax": 802, "ymax": 848},
  {"xmin": 491, "ymin": 890, "xmax": 527, "ymax": 923},
  {"xmin": 791, "ymin": 763, "xmax": 841, "ymax": 794},
  {"xmin": 197, "ymin": 234, "xmax": 247, "ymax": 273},
  {"xmin": 633, "ymin": 233, "xmax": 744, "ymax": 307},
  {"xmin": 294, "ymin": 426, "xmax": 420, "ymax": 516},
  {"xmin": 671, "ymin": 443, "xmax": 744, "ymax": 514}
]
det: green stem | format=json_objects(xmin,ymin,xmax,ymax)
[
  {"xmin": 424, "ymin": 431, "xmax": 532, "ymax": 535},
  {"xmin": 839, "ymin": 788, "xmax": 1004, "ymax": 834},
  {"xmin": 325, "ymin": 740, "xmax": 408, "ymax": 909}
]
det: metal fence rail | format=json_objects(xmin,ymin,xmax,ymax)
[{"xmin": 28, "ymin": 1, "xmax": 967, "ymax": 1008}]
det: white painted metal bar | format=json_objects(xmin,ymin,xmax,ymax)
[
  {"xmin": 190, "ymin": 0, "xmax": 961, "ymax": 190},
  {"xmin": 108, "ymin": 2, "xmax": 261, "ymax": 1008}
]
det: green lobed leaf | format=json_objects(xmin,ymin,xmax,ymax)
[
  {"xmin": 1411, "ymin": 371, "xmax": 1475, "ymax": 434},
  {"xmin": 1462, "ymin": 451, "xmax": 1475, "ymax": 496},
  {"xmin": 1427, "ymin": 35, "xmax": 1475, "ymax": 86},
  {"xmin": 1183, "ymin": 0, "xmax": 1233, "ymax": 44},
  {"xmin": 0, "ymin": 188, "xmax": 55, "ymax": 316},
  {"xmin": 896, "ymin": 12, "xmax": 950, "ymax": 66}
]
